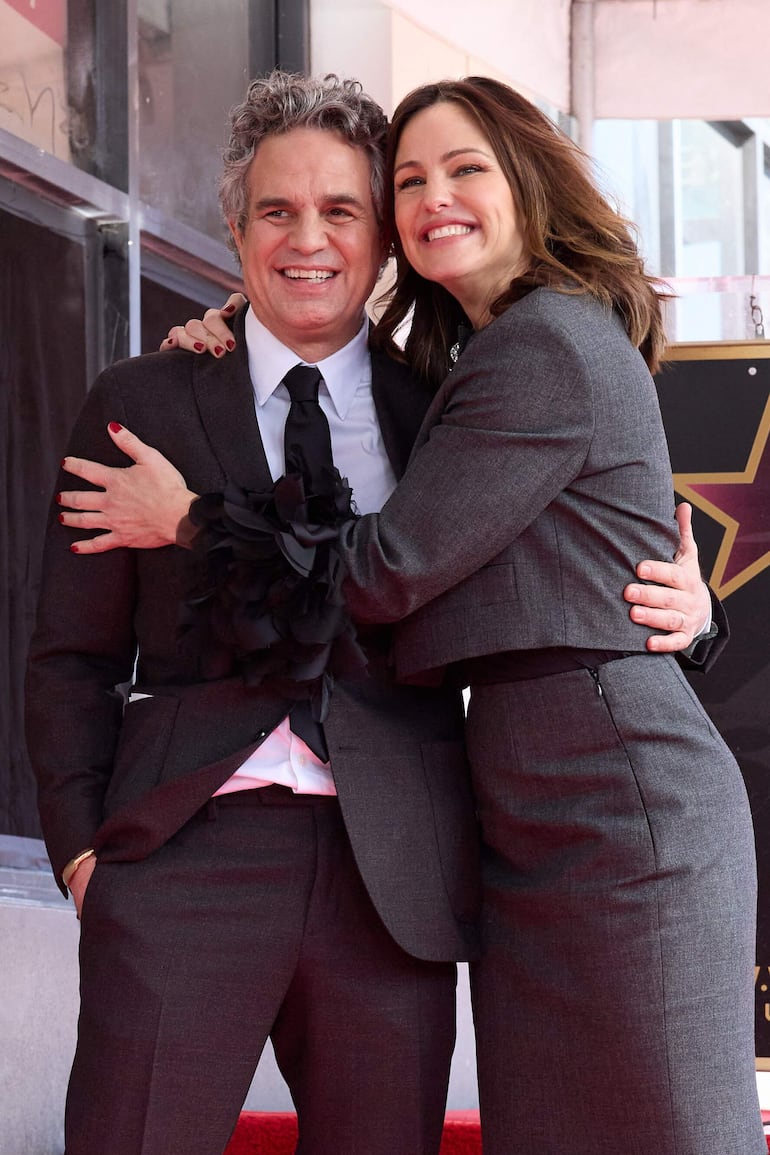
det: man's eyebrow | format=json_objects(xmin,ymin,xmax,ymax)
[
  {"xmin": 393, "ymin": 147, "xmax": 492, "ymax": 176},
  {"xmin": 251, "ymin": 193, "xmax": 368, "ymax": 211},
  {"xmin": 252, "ymin": 197, "xmax": 293, "ymax": 211}
]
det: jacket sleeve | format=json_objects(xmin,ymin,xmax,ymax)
[
  {"xmin": 676, "ymin": 586, "xmax": 729, "ymax": 674},
  {"xmin": 25, "ymin": 367, "xmax": 138, "ymax": 888},
  {"xmin": 339, "ymin": 311, "xmax": 596, "ymax": 623}
]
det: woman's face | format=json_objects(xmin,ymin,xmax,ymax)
[{"xmin": 392, "ymin": 100, "xmax": 530, "ymax": 327}]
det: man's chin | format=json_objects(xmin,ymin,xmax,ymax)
[{"xmin": 265, "ymin": 310, "xmax": 363, "ymax": 360}]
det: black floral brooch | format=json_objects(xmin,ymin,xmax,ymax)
[{"xmin": 179, "ymin": 469, "xmax": 367, "ymax": 722}]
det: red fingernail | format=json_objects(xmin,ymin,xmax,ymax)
[
  {"xmin": 61, "ymin": 459, "xmax": 67, "ymax": 468},
  {"xmin": 225, "ymin": 339, "xmax": 235, "ymax": 351},
  {"xmin": 70, "ymin": 544, "xmax": 80, "ymax": 554},
  {"xmin": 56, "ymin": 493, "xmax": 63, "ymax": 504},
  {"xmin": 194, "ymin": 342, "xmax": 205, "ymax": 352},
  {"xmin": 58, "ymin": 513, "xmax": 65, "ymax": 523},
  {"xmin": 223, "ymin": 304, "xmax": 236, "ymax": 314},
  {"xmin": 214, "ymin": 346, "xmax": 224, "ymax": 357},
  {"xmin": 108, "ymin": 422, "xmax": 122, "ymax": 434}
]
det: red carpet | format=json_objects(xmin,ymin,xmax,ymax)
[
  {"xmin": 224, "ymin": 1110, "xmax": 482, "ymax": 1154},
  {"xmin": 225, "ymin": 1108, "xmax": 770, "ymax": 1153}
]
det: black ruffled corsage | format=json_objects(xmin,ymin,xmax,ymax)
[{"xmin": 179, "ymin": 468, "xmax": 365, "ymax": 721}]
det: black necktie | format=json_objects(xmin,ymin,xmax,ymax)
[
  {"xmin": 281, "ymin": 363, "xmax": 333, "ymax": 763},
  {"xmin": 282, "ymin": 364, "xmax": 334, "ymax": 494}
]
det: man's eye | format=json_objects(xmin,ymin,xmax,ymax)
[
  {"xmin": 328, "ymin": 207, "xmax": 353, "ymax": 218},
  {"xmin": 265, "ymin": 209, "xmax": 288, "ymax": 219}
]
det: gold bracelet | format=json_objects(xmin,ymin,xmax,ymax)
[{"xmin": 62, "ymin": 848, "xmax": 95, "ymax": 889}]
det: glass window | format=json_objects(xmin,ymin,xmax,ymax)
[
  {"xmin": 0, "ymin": 196, "xmax": 89, "ymax": 840},
  {"xmin": 593, "ymin": 119, "xmax": 662, "ymax": 275},
  {"xmin": 762, "ymin": 148, "xmax": 770, "ymax": 275},
  {"xmin": 595, "ymin": 115, "xmax": 758, "ymax": 341},
  {"xmin": 141, "ymin": 274, "xmax": 227, "ymax": 354},
  {"xmin": 0, "ymin": 0, "xmax": 71, "ymax": 162},
  {"xmin": 677, "ymin": 119, "xmax": 744, "ymax": 278},
  {"xmin": 138, "ymin": 0, "xmax": 252, "ymax": 242}
]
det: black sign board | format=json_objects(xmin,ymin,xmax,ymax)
[{"xmin": 655, "ymin": 340, "xmax": 770, "ymax": 1066}]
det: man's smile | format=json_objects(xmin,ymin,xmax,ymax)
[{"xmin": 280, "ymin": 267, "xmax": 337, "ymax": 281}]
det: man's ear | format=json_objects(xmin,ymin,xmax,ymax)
[{"xmin": 227, "ymin": 218, "xmax": 244, "ymax": 259}]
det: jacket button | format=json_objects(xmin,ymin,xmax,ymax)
[{"xmin": 256, "ymin": 730, "xmax": 266, "ymax": 740}]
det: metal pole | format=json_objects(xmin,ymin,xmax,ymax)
[
  {"xmin": 126, "ymin": 0, "xmax": 141, "ymax": 357},
  {"xmin": 570, "ymin": 0, "xmax": 596, "ymax": 155}
]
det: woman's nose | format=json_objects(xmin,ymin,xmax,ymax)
[{"xmin": 422, "ymin": 179, "xmax": 452, "ymax": 213}]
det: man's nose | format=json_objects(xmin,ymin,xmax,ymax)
[{"xmin": 290, "ymin": 212, "xmax": 327, "ymax": 252}]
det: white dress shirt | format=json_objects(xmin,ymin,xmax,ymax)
[{"xmin": 214, "ymin": 308, "xmax": 397, "ymax": 797}]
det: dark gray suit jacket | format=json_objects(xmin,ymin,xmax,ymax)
[
  {"xmin": 25, "ymin": 318, "xmax": 480, "ymax": 962},
  {"xmin": 340, "ymin": 288, "xmax": 727, "ymax": 679}
]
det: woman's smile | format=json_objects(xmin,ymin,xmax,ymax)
[{"xmin": 393, "ymin": 100, "xmax": 530, "ymax": 326}]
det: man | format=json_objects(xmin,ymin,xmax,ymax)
[{"xmin": 27, "ymin": 73, "xmax": 715, "ymax": 1155}]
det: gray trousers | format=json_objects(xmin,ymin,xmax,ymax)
[
  {"xmin": 66, "ymin": 787, "xmax": 457, "ymax": 1155},
  {"xmin": 467, "ymin": 653, "xmax": 765, "ymax": 1155}
]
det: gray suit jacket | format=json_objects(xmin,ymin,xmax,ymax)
[
  {"xmin": 25, "ymin": 317, "xmax": 480, "ymax": 962},
  {"xmin": 340, "ymin": 288, "xmax": 723, "ymax": 679}
]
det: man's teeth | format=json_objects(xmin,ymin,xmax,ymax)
[
  {"xmin": 426, "ymin": 225, "xmax": 472, "ymax": 242},
  {"xmin": 283, "ymin": 269, "xmax": 334, "ymax": 280}
]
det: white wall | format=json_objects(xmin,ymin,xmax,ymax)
[
  {"xmin": 385, "ymin": 0, "xmax": 570, "ymax": 109},
  {"xmin": 311, "ymin": 0, "xmax": 770, "ymax": 120},
  {"xmin": 594, "ymin": 0, "xmax": 770, "ymax": 119},
  {"xmin": 0, "ymin": 882, "xmax": 79, "ymax": 1155},
  {"xmin": 310, "ymin": 0, "xmax": 568, "ymax": 116}
]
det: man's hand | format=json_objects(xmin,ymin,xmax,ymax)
[
  {"xmin": 161, "ymin": 291, "xmax": 247, "ymax": 355},
  {"xmin": 624, "ymin": 502, "xmax": 711, "ymax": 652},
  {"xmin": 69, "ymin": 853, "xmax": 97, "ymax": 920},
  {"xmin": 59, "ymin": 424, "xmax": 197, "ymax": 552}
]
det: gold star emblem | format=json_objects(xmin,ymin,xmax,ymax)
[{"xmin": 674, "ymin": 393, "xmax": 770, "ymax": 599}]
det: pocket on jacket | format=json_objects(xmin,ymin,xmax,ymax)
[
  {"xmin": 103, "ymin": 695, "xmax": 180, "ymax": 816},
  {"xmin": 420, "ymin": 739, "xmax": 482, "ymax": 924}
]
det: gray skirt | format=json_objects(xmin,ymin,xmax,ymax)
[{"xmin": 466, "ymin": 652, "xmax": 765, "ymax": 1155}]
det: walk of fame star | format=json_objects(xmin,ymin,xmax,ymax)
[{"xmin": 673, "ymin": 392, "xmax": 770, "ymax": 599}]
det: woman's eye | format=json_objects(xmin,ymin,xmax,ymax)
[
  {"xmin": 396, "ymin": 175, "xmax": 424, "ymax": 191},
  {"xmin": 455, "ymin": 164, "xmax": 483, "ymax": 176}
]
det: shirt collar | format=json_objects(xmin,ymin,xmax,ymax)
[{"xmin": 244, "ymin": 308, "xmax": 370, "ymax": 420}]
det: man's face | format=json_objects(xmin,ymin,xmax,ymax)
[{"xmin": 229, "ymin": 126, "xmax": 385, "ymax": 361}]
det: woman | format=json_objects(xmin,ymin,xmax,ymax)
[
  {"xmin": 321, "ymin": 79, "xmax": 764, "ymax": 1155},
  {"xmin": 61, "ymin": 78, "xmax": 763, "ymax": 1153}
]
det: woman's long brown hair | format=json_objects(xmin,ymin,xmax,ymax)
[{"xmin": 372, "ymin": 77, "xmax": 671, "ymax": 389}]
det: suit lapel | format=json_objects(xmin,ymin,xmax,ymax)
[
  {"xmin": 191, "ymin": 312, "xmax": 273, "ymax": 491},
  {"xmin": 370, "ymin": 345, "xmax": 434, "ymax": 480},
  {"xmin": 192, "ymin": 325, "xmax": 433, "ymax": 489}
]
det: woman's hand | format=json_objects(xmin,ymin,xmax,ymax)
[
  {"xmin": 59, "ymin": 424, "xmax": 198, "ymax": 552},
  {"xmin": 624, "ymin": 502, "xmax": 712, "ymax": 651},
  {"xmin": 161, "ymin": 291, "xmax": 247, "ymax": 356}
]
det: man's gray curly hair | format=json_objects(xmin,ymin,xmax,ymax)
[{"xmin": 219, "ymin": 71, "xmax": 388, "ymax": 255}]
